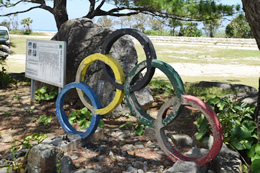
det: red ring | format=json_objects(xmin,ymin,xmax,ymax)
[{"xmin": 154, "ymin": 95, "xmax": 223, "ymax": 166}]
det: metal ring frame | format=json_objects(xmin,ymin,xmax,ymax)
[
  {"xmin": 56, "ymin": 82, "xmax": 101, "ymax": 139},
  {"xmin": 101, "ymin": 28, "xmax": 157, "ymax": 92},
  {"xmin": 154, "ymin": 95, "xmax": 223, "ymax": 166},
  {"xmin": 75, "ymin": 53, "xmax": 125, "ymax": 115},
  {"xmin": 55, "ymin": 28, "xmax": 223, "ymax": 165},
  {"xmin": 124, "ymin": 59, "xmax": 185, "ymax": 127}
]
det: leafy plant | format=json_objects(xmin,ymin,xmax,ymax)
[
  {"xmin": 0, "ymin": 65, "xmax": 13, "ymax": 88},
  {"xmin": 68, "ymin": 107, "xmax": 104, "ymax": 129},
  {"xmin": 119, "ymin": 120, "xmax": 150, "ymax": 136},
  {"xmin": 38, "ymin": 114, "xmax": 52, "ymax": 125},
  {"xmin": 0, "ymin": 133, "xmax": 47, "ymax": 172},
  {"xmin": 195, "ymin": 96, "xmax": 259, "ymax": 171},
  {"xmin": 35, "ymin": 86, "xmax": 58, "ymax": 102}
]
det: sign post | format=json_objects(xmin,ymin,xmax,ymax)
[{"xmin": 25, "ymin": 39, "xmax": 66, "ymax": 102}]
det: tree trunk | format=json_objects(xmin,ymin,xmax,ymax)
[
  {"xmin": 242, "ymin": 0, "xmax": 260, "ymax": 49},
  {"xmin": 53, "ymin": 0, "xmax": 68, "ymax": 30}
]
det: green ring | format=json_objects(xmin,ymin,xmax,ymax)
[{"xmin": 124, "ymin": 59, "xmax": 186, "ymax": 127}]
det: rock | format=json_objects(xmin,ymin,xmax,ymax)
[
  {"xmin": 164, "ymin": 161, "xmax": 201, "ymax": 173},
  {"xmin": 0, "ymin": 167, "xmax": 8, "ymax": 173},
  {"xmin": 212, "ymin": 143, "xmax": 242, "ymax": 173},
  {"xmin": 195, "ymin": 81, "xmax": 257, "ymax": 93},
  {"xmin": 168, "ymin": 133, "xmax": 193, "ymax": 147},
  {"xmin": 185, "ymin": 147, "xmax": 209, "ymax": 173},
  {"xmin": 52, "ymin": 18, "xmax": 153, "ymax": 117},
  {"xmin": 194, "ymin": 135, "xmax": 214, "ymax": 149},
  {"xmin": 74, "ymin": 169, "xmax": 96, "ymax": 173},
  {"xmin": 26, "ymin": 144, "xmax": 64, "ymax": 173},
  {"xmin": 59, "ymin": 155, "xmax": 74, "ymax": 173},
  {"xmin": 143, "ymin": 128, "xmax": 155, "ymax": 140},
  {"xmin": 135, "ymin": 141, "xmax": 144, "ymax": 148},
  {"xmin": 240, "ymin": 92, "xmax": 258, "ymax": 107},
  {"xmin": 6, "ymin": 148, "xmax": 29, "ymax": 161}
]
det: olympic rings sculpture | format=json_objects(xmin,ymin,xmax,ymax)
[{"xmin": 55, "ymin": 28, "xmax": 223, "ymax": 166}]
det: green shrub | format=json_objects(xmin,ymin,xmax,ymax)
[
  {"xmin": 35, "ymin": 86, "xmax": 58, "ymax": 102},
  {"xmin": 68, "ymin": 107, "xmax": 104, "ymax": 129},
  {"xmin": 0, "ymin": 64, "xmax": 13, "ymax": 88},
  {"xmin": 196, "ymin": 96, "xmax": 259, "ymax": 171}
]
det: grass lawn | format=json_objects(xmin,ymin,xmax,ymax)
[
  {"xmin": 10, "ymin": 35, "xmax": 50, "ymax": 55},
  {"xmin": 135, "ymin": 43, "xmax": 260, "ymax": 66}
]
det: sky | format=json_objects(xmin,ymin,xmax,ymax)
[{"xmin": 0, "ymin": 0, "xmax": 243, "ymax": 32}]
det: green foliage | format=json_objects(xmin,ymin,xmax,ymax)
[
  {"xmin": 35, "ymin": 86, "xmax": 58, "ymax": 102},
  {"xmin": 178, "ymin": 22, "xmax": 202, "ymax": 37},
  {"xmin": 20, "ymin": 17, "xmax": 33, "ymax": 34},
  {"xmin": 145, "ymin": 30, "xmax": 171, "ymax": 36},
  {"xmin": 195, "ymin": 96, "xmax": 259, "ymax": 171},
  {"xmin": 134, "ymin": 0, "xmax": 236, "ymax": 22},
  {"xmin": 68, "ymin": 107, "xmax": 104, "ymax": 129},
  {"xmin": 38, "ymin": 114, "xmax": 52, "ymax": 125},
  {"xmin": 119, "ymin": 120, "xmax": 150, "ymax": 136},
  {"xmin": 0, "ymin": 133, "xmax": 47, "ymax": 172},
  {"xmin": 0, "ymin": 63, "xmax": 13, "ymax": 88},
  {"xmin": 225, "ymin": 14, "xmax": 254, "ymax": 38}
]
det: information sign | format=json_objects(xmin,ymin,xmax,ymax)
[{"xmin": 25, "ymin": 39, "xmax": 66, "ymax": 88}]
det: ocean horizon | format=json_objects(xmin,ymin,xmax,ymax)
[{"xmin": 32, "ymin": 29, "xmax": 58, "ymax": 32}]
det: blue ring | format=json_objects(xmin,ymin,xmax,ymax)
[{"xmin": 56, "ymin": 82, "xmax": 101, "ymax": 139}]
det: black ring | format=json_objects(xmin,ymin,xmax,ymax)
[{"xmin": 101, "ymin": 28, "xmax": 157, "ymax": 92}]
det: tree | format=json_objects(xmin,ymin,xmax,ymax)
[
  {"xmin": 168, "ymin": 19, "xmax": 182, "ymax": 36},
  {"xmin": 0, "ymin": 19, "xmax": 10, "ymax": 29},
  {"xmin": 96, "ymin": 16, "xmax": 114, "ymax": 27},
  {"xmin": 115, "ymin": 16, "xmax": 133, "ymax": 28},
  {"xmin": 225, "ymin": 13, "xmax": 253, "ymax": 38},
  {"xmin": 21, "ymin": 17, "xmax": 33, "ymax": 34},
  {"xmin": 178, "ymin": 22, "xmax": 202, "ymax": 37},
  {"xmin": 203, "ymin": 18, "xmax": 221, "ymax": 37},
  {"xmin": 148, "ymin": 17, "xmax": 166, "ymax": 34},
  {"xmin": 8, "ymin": 14, "xmax": 19, "ymax": 30},
  {"xmin": 242, "ymin": 0, "xmax": 260, "ymax": 49},
  {"xmin": 132, "ymin": 14, "xmax": 149, "ymax": 32},
  {"xmin": 0, "ymin": 0, "xmax": 237, "ymax": 30}
]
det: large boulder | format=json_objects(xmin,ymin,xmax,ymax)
[{"xmin": 52, "ymin": 18, "xmax": 153, "ymax": 117}]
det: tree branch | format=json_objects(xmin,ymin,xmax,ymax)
[
  {"xmin": 96, "ymin": 0, "xmax": 106, "ymax": 11},
  {"xmin": 0, "ymin": 5, "xmax": 43, "ymax": 17}
]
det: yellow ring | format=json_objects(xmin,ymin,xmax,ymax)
[{"xmin": 75, "ymin": 53, "xmax": 125, "ymax": 115}]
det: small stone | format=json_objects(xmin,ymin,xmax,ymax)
[
  {"xmin": 74, "ymin": 163, "xmax": 81, "ymax": 169},
  {"xmin": 137, "ymin": 169, "xmax": 144, "ymax": 173},
  {"xmin": 163, "ymin": 160, "xmax": 173, "ymax": 166},
  {"xmin": 94, "ymin": 165, "xmax": 102, "ymax": 171},
  {"xmin": 132, "ymin": 161, "xmax": 141, "ymax": 168},
  {"xmin": 151, "ymin": 159, "xmax": 160, "ymax": 166},
  {"xmin": 116, "ymin": 156, "xmax": 125, "ymax": 162},
  {"xmin": 74, "ymin": 169, "xmax": 96, "ymax": 173},
  {"xmin": 146, "ymin": 141, "xmax": 156, "ymax": 148},
  {"xmin": 127, "ymin": 166, "xmax": 138, "ymax": 173},
  {"xmin": 143, "ymin": 165, "xmax": 149, "ymax": 171},
  {"xmin": 60, "ymin": 155, "xmax": 74, "ymax": 173},
  {"xmin": 165, "ymin": 161, "xmax": 201, "ymax": 173},
  {"xmin": 158, "ymin": 165, "xmax": 164, "ymax": 172},
  {"xmin": 71, "ymin": 152, "xmax": 79, "ymax": 160},
  {"xmin": 123, "ymin": 144, "xmax": 134, "ymax": 151},
  {"xmin": 122, "ymin": 151, "xmax": 128, "ymax": 156},
  {"xmin": 168, "ymin": 134, "xmax": 193, "ymax": 147},
  {"xmin": 135, "ymin": 142, "xmax": 144, "ymax": 148}
]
